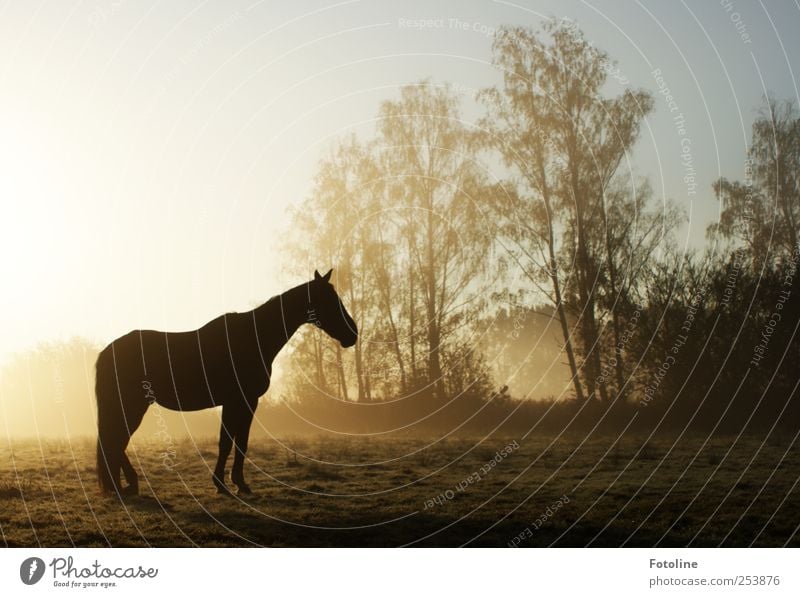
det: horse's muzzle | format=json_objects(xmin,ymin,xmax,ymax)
[{"xmin": 340, "ymin": 335, "xmax": 357, "ymax": 348}]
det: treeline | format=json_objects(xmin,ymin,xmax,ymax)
[
  {"xmin": 284, "ymin": 21, "xmax": 669, "ymax": 405},
  {"xmin": 275, "ymin": 20, "xmax": 800, "ymax": 435}
]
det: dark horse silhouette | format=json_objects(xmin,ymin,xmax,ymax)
[{"xmin": 95, "ymin": 269, "xmax": 357, "ymax": 496}]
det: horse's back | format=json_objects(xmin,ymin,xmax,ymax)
[{"xmin": 97, "ymin": 313, "xmax": 268, "ymax": 412}]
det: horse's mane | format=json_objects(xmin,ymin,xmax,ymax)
[{"xmin": 251, "ymin": 281, "xmax": 309, "ymax": 314}]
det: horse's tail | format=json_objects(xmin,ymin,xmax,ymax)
[{"xmin": 95, "ymin": 347, "xmax": 120, "ymax": 493}]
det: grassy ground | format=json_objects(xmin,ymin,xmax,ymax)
[{"xmin": 1, "ymin": 434, "xmax": 798, "ymax": 547}]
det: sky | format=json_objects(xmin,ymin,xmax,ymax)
[{"xmin": 0, "ymin": 0, "xmax": 799, "ymax": 364}]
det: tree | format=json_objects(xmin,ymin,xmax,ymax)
[
  {"xmin": 377, "ymin": 82, "xmax": 496, "ymax": 401},
  {"xmin": 283, "ymin": 83, "xmax": 497, "ymax": 404},
  {"xmin": 479, "ymin": 21, "xmax": 659, "ymax": 401},
  {"xmin": 594, "ymin": 177, "xmax": 682, "ymax": 400},
  {"xmin": 710, "ymin": 98, "xmax": 800, "ymax": 266},
  {"xmin": 284, "ymin": 135, "xmax": 382, "ymax": 402}
]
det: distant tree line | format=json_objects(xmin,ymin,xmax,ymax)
[{"xmin": 277, "ymin": 20, "xmax": 800, "ymax": 435}]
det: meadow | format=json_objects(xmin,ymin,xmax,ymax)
[{"xmin": 1, "ymin": 434, "xmax": 798, "ymax": 547}]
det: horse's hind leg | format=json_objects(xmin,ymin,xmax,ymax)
[
  {"xmin": 118, "ymin": 400, "xmax": 148, "ymax": 496},
  {"xmin": 213, "ymin": 406, "xmax": 236, "ymax": 495},
  {"xmin": 119, "ymin": 452, "xmax": 138, "ymax": 496},
  {"xmin": 231, "ymin": 409, "xmax": 255, "ymax": 494}
]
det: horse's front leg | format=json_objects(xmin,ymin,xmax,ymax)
[
  {"xmin": 231, "ymin": 408, "xmax": 255, "ymax": 494},
  {"xmin": 213, "ymin": 406, "xmax": 236, "ymax": 496}
]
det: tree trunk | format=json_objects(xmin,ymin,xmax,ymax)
[
  {"xmin": 408, "ymin": 246, "xmax": 418, "ymax": 388},
  {"xmin": 602, "ymin": 199, "xmax": 626, "ymax": 401},
  {"xmin": 571, "ymin": 156, "xmax": 607, "ymax": 402},
  {"xmin": 542, "ymin": 185, "xmax": 585, "ymax": 402},
  {"xmin": 577, "ymin": 235, "xmax": 607, "ymax": 401},
  {"xmin": 313, "ymin": 334, "xmax": 326, "ymax": 392},
  {"xmin": 353, "ymin": 340, "xmax": 366, "ymax": 402},
  {"xmin": 376, "ymin": 233, "xmax": 408, "ymax": 393},
  {"xmin": 335, "ymin": 344, "xmax": 349, "ymax": 401},
  {"xmin": 550, "ymin": 265, "xmax": 585, "ymax": 402},
  {"xmin": 425, "ymin": 206, "xmax": 445, "ymax": 400},
  {"xmin": 364, "ymin": 349, "xmax": 372, "ymax": 402}
]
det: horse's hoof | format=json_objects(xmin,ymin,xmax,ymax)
[
  {"xmin": 212, "ymin": 474, "xmax": 228, "ymax": 492},
  {"xmin": 236, "ymin": 485, "xmax": 252, "ymax": 495},
  {"xmin": 216, "ymin": 484, "xmax": 234, "ymax": 497},
  {"xmin": 111, "ymin": 484, "xmax": 137, "ymax": 499}
]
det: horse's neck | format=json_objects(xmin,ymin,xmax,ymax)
[{"xmin": 254, "ymin": 284, "xmax": 309, "ymax": 361}]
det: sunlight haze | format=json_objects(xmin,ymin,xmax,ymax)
[{"xmin": 1, "ymin": 0, "xmax": 798, "ymax": 364}]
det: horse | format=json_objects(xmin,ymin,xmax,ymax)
[{"xmin": 95, "ymin": 268, "xmax": 357, "ymax": 497}]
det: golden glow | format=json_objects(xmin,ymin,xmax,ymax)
[{"xmin": 1, "ymin": 0, "xmax": 799, "ymax": 434}]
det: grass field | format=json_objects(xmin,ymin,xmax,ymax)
[{"xmin": 1, "ymin": 434, "xmax": 798, "ymax": 547}]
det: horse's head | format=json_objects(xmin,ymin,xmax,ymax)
[{"xmin": 307, "ymin": 268, "xmax": 358, "ymax": 348}]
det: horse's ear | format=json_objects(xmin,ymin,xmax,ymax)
[
  {"xmin": 314, "ymin": 269, "xmax": 322, "ymax": 281},
  {"xmin": 322, "ymin": 268, "xmax": 333, "ymax": 282}
]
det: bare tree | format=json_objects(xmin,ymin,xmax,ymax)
[
  {"xmin": 711, "ymin": 98, "xmax": 800, "ymax": 266},
  {"xmin": 377, "ymin": 82, "xmax": 495, "ymax": 400},
  {"xmin": 480, "ymin": 21, "xmax": 657, "ymax": 400},
  {"xmin": 284, "ymin": 83, "xmax": 496, "ymax": 403}
]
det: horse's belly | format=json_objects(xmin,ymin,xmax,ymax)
[
  {"xmin": 151, "ymin": 355, "xmax": 261, "ymax": 410},
  {"xmin": 153, "ymin": 383, "xmax": 216, "ymax": 411}
]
